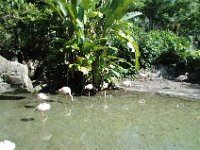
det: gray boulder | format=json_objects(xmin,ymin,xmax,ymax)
[{"xmin": 0, "ymin": 55, "xmax": 34, "ymax": 93}]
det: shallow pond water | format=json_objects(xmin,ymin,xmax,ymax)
[{"xmin": 0, "ymin": 90, "xmax": 200, "ymax": 150}]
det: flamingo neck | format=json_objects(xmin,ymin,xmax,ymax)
[{"xmin": 69, "ymin": 93, "xmax": 73, "ymax": 101}]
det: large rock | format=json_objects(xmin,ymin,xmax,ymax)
[{"xmin": 0, "ymin": 55, "xmax": 34, "ymax": 93}]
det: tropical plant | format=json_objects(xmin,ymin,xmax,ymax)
[{"xmin": 44, "ymin": 0, "xmax": 141, "ymax": 88}]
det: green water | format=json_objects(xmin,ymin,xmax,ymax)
[{"xmin": 0, "ymin": 91, "xmax": 200, "ymax": 150}]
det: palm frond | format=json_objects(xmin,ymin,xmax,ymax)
[{"xmin": 121, "ymin": 11, "xmax": 143, "ymax": 21}]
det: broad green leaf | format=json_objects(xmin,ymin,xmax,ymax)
[{"xmin": 81, "ymin": 0, "xmax": 92, "ymax": 9}]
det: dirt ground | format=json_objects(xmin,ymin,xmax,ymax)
[{"xmin": 124, "ymin": 79, "xmax": 200, "ymax": 100}]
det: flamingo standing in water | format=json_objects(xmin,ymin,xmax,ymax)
[
  {"xmin": 122, "ymin": 80, "xmax": 131, "ymax": 87},
  {"xmin": 58, "ymin": 87, "xmax": 73, "ymax": 101},
  {"xmin": 0, "ymin": 140, "xmax": 15, "ymax": 150},
  {"xmin": 84, "ymin": 84, "xmax": 94, "ymax": 97},
  {"xmin": 35, "ymin": 103, "xmax": 51, "ymax": 117},
  {"xmin": 101, "ymin": 82, "xmax": 109, "ymax": 98},
  {"xmin": 138, "ymin": 72, "xmax": 148, "ymax": 80},
  {"xmin": 37, "ymin": 93, "xmax": 49, "ymax": 100},
  {"xmin": 121, "ymin": 80, "xmax": 132, "ymax": 92}
]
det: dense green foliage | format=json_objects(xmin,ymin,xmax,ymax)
[
  {"xmin": 0, "ymin": 0, "xmax": 199, "ymax": 91},
  {"xmin": 139, "ymin": 30, "xmax": 190, "ymax": 68},
  {"xmin": 132, "ymin": 0, "xmax": 200, "ymax": 35},
  {"xmin": 0, "ymin": 0, "xmax": 51, "ymax": 59},
  {"xmin": 131, "ymin": 0, "xmax": 200, "ymax": 68}
]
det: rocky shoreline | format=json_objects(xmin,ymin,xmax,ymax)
[
  {"xmin": 1, "ymin": 55, "xmax": 199, "ymax": 100},
  {"xmin": 0, "ymin": 56, "xmax": 33, "ymax": 93}
]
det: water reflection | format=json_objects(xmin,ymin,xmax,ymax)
[
  {"xmin": 85, "ymin": 104, "xmax": 93, "ymax": 109},
  {"xmin": 83, "ymin": 115, "xmax": 89, "ymax": 122},
  {"xmin": 64, "ymin": 109, "xmax": 72, "ymax": 117},
  {"xmin": 176, "ymin": 102, "xmax": 185, "ymax": 109},
  {"xmin": 138, "ymin": 99, "xmax": 146, "ymax": 105},
  {"xmin": 80, "ymin": 132, "xmax": 86, "ymax": 140},
  {"xmin": 39, "ymin": 119, "xmax": 52, "ymax": 142},
  {"xmin": 42, "ymin": 134, "xmax": 52, "ymax": 141},
  {"xmin": 102, "ymin": 104, "xmax": 109, "ymax": 112},
  {"xmin": 122, "ymin": 104, "xmax": 129, "ymax": 110}
]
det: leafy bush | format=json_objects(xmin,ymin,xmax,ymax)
[
  {"xmin": 139, "ymin": 30, "xmax": 190, "ymax": 68},
  {"xmin": 0, "ymin": 0, "xmax": 52, "ymax": 61}
]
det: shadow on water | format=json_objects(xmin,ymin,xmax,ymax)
[
  {"xmin": 0, "ymin": 95, "xmax": 26, "ymax": 100},
  {"xmin": 24, "ymin": 104, "xmax": 35, "ymax": 109},
  {"xmin": 20, "ymin": 118, "xmax": 35, "ymax": 122},
  {"xmin": 46, "ymin": 99, "xmax": 55, "ymax": 102},
  {"xmin": 45, "ymin": 99, "xmax": 64, "ymax": 103},
  {"xmin": 56, "ymin": 100, "xmax": 64, "ymax": 103}
]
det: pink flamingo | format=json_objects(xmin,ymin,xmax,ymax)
[
  {"xmin": 58, "ymin": 87, "xmax": 73, "ymax": 101},
  {"xmin": 84, "ymin": 84, "xmax": 94, "ymax": 97}
]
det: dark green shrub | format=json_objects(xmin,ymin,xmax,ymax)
[{"xmin": 0, "ymin": 0, "xmax": 52, "ymax": 61}]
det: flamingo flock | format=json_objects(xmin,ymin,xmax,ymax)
[
  {"xmin": 34, "ymin": 86, "xmax": 73, "ymax": 121},
  {"xmin": 84, "ymin": 82, "xmax": 109, "ymax": 98},
  {"xmin": 33, "ymin": 81, "xmax": 131, "ymax": 119},
  {"xmin": 9, "ymin": 80, "xmax": 133, "ymax": 148}
]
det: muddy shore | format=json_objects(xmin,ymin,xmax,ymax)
[{"xmin": 123, "ymin": 79, "xmax": 200, "ymax": 100}]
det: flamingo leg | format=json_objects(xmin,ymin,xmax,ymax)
[
  {"xmin": 70, "ymin": 95, "xmax": 73, "ymax": 101},
  {"xmin": 41, "ymin": 111, "xmax": 44, "ymax": 117},
  {"xmin": 124, "ymin": 88, "xmax": 127, "ymax": 93},
  {"xmin": 104, "ymin": 90, "xmax": 106, "ymax": 98},
  {"xmin": 40, "ymin": 112, "xmax": 47, "ymax": 124}
]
